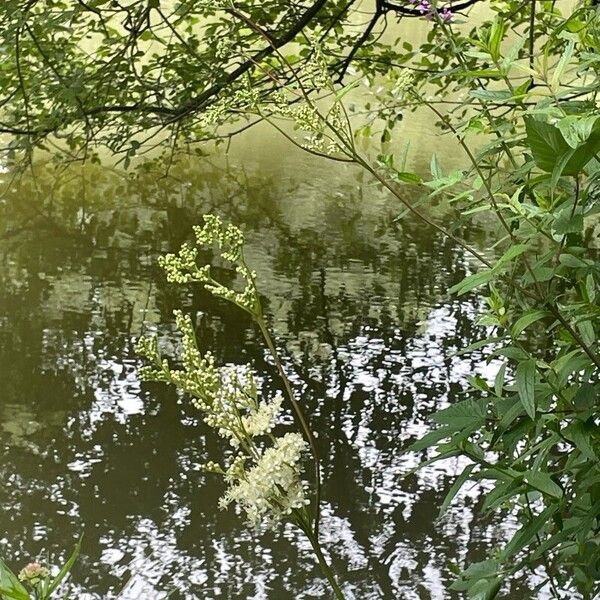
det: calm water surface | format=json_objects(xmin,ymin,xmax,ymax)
[{"xmin": 0, "ymin": 136, "xmax": 543, "ymax": 599}]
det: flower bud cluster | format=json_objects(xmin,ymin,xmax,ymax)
[
  {"xmin": 18, "ymin": 562, "xmax": 49, "ymax": 585},
  {"xmin": 159, "ymin": 214, "xmax": 258, "ymax": 313}
]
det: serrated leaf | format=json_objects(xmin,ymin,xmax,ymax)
[
  {"xmin": 553, "ymin": 207, "xmax": 584, "ymax": 234},
  {"xmin": 491, "ymin": 346, "xmax": 530, "ymax": 361},
  {"xmin": 431, "ymin": 398, "xmax": 488, "ymax": 428}
]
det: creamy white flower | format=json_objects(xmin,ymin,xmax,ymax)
[
  {"xmin": 137, "ymin": 215, "xmax": 311, "ymax": 529},
  {"xmin": 221, "ymin": 433, "xmax": 309, "ymax": 527}
]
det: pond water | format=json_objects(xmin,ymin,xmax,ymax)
[{"xmin": 0, "ymin": 127, "xmax": 543, "ymax": 599}]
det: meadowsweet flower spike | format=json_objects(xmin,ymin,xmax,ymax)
[
  {"xmin": 137, "ymin": 225, "xmax": 310, "ymax": 527},
  {"xmin": 137, "ymin": 323, "xmax": 309, "ymax": 527}
]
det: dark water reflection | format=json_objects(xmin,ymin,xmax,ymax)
[{"xmin": 0, "ymin": 152, "xmax": 528, "ymax": 598}]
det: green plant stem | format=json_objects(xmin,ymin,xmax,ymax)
[
  {"xmin": 301, "ymin": 525, "xmax": 347, "ymax": 600},
  {"xmin": 255, "ymin": 315, "xmax": 323, "ymax": 538}
]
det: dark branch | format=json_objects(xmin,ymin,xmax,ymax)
[
  {"xmin": 381, "ymin": 0, "xmax": 482, "ymax": 16},
  {"xmin": 336, "ymin": 0, "xmax": 386, "ymax": 82}
]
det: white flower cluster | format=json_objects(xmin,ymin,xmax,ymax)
[
  {"xmin": 220, "ymin": 432, "xmax": 310, "ymax": 526},
  {"xmin": 137, "ymin": 216, "xmax": 310, "ymax": 528},
  {"xmin": 137, "ymin": 312, "xmax": 309, "ymax": 528},
  {"xmin": 391, "ymin": 70, "xmax": 415, "ymax": 99},
  {"xmin": 159, "ymin": 214, "xmax": 258, "ymax": 313}
]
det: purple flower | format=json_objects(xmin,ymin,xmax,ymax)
[
  {"xmin": 440, "ymin": 6, "xmax": 453, "ymax": 22},
  {"xmin": 417, "ymin": 1, "xmax": 431, "ymax": 14}
]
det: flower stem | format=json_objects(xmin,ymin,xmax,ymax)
[{"xmin": 304, "ymin": 528, "xmax": 347, "ymax": 600}]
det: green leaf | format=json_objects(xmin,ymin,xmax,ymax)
[
  {"xmin": 405, "ymin": 424, "xmax": 455, "ymax": 452},
  {"xmin": 550, "ymin": 147, "xmax": 576, "ymax": 191},
  {"xmin": 524, "ymin": 116, "xmax": 571, "ymax": 174},
  {"xmin": 494, "ymin": 363, "xmax": 506, "ymax": 398},
  {"xmin": 553, "ymin": 207, "xmax": 584, "ymax": 235},
  {"xmin": 551, "ymin": 40, "xmax": 574, "ymax": 89},
  {"xmin": 515, "ymin": 359, "xmax": 537, "ymax": 419},
  {"xmin": 0, "ymin": 587, "xmax": 30, "ymax": 600},
  {"xmin": 511, "ymin": 310, "xmax": 551, "ymax": 336},
  {"xmin": 449, "ymin": 270, "xmax": 495, "ymax": 296},
  {"xmin": 523, "ymin": 470, "xmax": 563, "ymax": 498},
  {"xmin": 557, "ymin": 114, "xmax": 599, "ymax": 149},
  {"xmin": 46, "ymin": 538, "xmax": 81, "ymax": 595},
  {"xmin": 481, "ymin": 479, "xmax": 522, "ymax": 512},
  {"xmin": 585, "ymin": 274, "xmax": 596, "ymax": 303},
  {"xmin": 523, "ymin": 117, "xmax": 600, "ymax": 176},
  {"xmin": 491, "ymin": 345, "xmax": 530, "ymax": 361},
  {"xmin": 487, "ymin": 17, "xmax": 505, "ymax": 61},
  {"xmin": 395, "ymin": 171, "xmax": 422, "ymax": 184},
  {"xmin": 451, "ymin": 560, "xmax": 501, "ymax": 592},
  {"xmin": 559, "ymin": 253, "xmax": 590, "ymax": 268},
  {"xmin": 438, "ymin": 463, "xmax": 476, "ymax": 519},
  {"xmin": 500, "ymin": 504, "xmax": 558, "ymax": 560},
  {"xmin": 496, "ymin": 243, "xmax": 529, "ymax": 266},
  {"xmin": 430, "ymin": 154, "xmax": 442, "ymax": 178},
  {"xmin": 577, "ymin": 320, "xmax": 595, "ymax": 347},
  {"xmin": 470, "ymin": 89, "xmax": 512, "ymax": 101},
  {"xmin": 0, "ymin": 560, "xmax": 29, "ymax": 600},
  {"xmin": 563, "ymin": 422, "xmax": 597, "ymax": 461},
  {"xmin": 451, "ymin": 337, "xmax": 502, "ymax": 357},
  {"xmin": 430, "ymin": 398, "xmax": 488, "ymax": 428}
]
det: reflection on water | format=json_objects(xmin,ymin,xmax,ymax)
[{"xmin": 0, "ymin": 149, "xmax": 539, "ymax": 599}]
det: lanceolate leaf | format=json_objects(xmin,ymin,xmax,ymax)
[
  {"xmin": 515, "ymin": 360, "xmax": 537, "ymax": 419},
  {"xmin": 438, "ymin": 463, "xmax": 476, "ymax": 519},
  {"xmin": 511, "ymin": 310, "xmax": 551, "ymax": 337},
  {"xmin": 523, "ymin": 471, "xmax": 563, "ymax": 498},
  {"xmin": 500, "ymin": 504, "xmax": 558, "ymax": 561}
]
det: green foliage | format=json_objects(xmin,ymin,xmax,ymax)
[
  {"xmin": 0, "ymin": 540, "xmax": 80, "ymax": 600},
  {"xmin": 381, "ymin": 3, "xmax": 600, "ymax": 598},
  {"xmin": 2, "ymin": 0, "xmax": 600, "ymax": 597}
]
